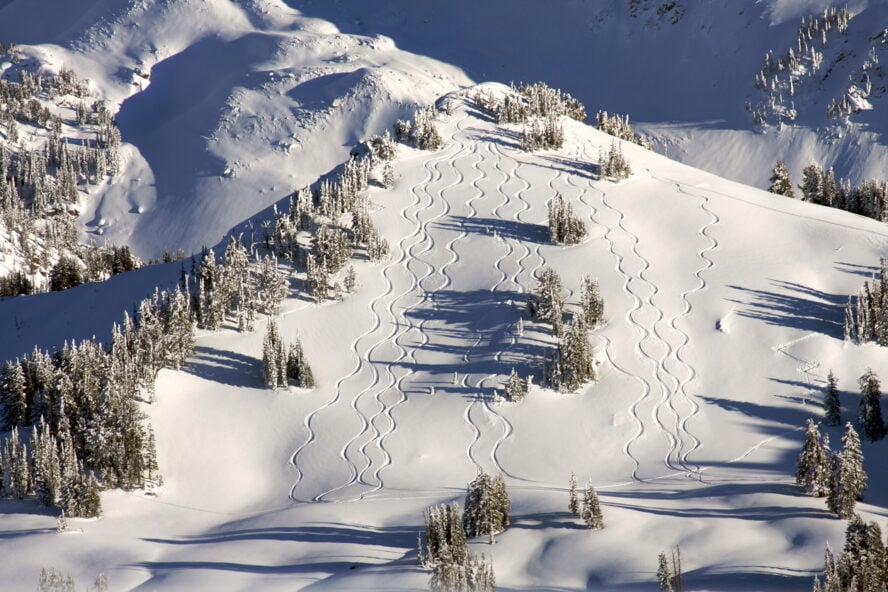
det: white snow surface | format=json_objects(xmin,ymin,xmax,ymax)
[{"xmin": 1, "ymin": 1, "xmax": 888, "ymax": 590}]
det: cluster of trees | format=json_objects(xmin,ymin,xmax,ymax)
[
  {"xmin": 261, "ymin": 318, "xmax": 314, "ymax": 389},
  {"xmin": 474, "ymin": 81, "xmax": 585, "ymax": 152},
  {"xmin": 0, "ymin": 286, "xmax": 193, "ymax": 516},
  {"xmin": 815, "ymin": 514, "xmax": 888, "ymax": 591},
  {"xmin": 39, "ymin": 568, "xmax": 107, "ymax": 592},
  {"xmin": 595, "ymin": 111, "xmax": 652, "ymax": 149},
  {"xmin": 419, "ymin": 503, "xmax": 496, "ymax": 592},
  {"xmin": 796, "ymin": 420, "xmax": 867, "ymax": 519},
  {"xmin": 493, "ymin": 81, "xmax": 586, "ymax": 125},
  {"xmin": 0, "ymin": 62, "xmax": 127, "ymax": 296},
  {"xmin": 463, "ymin": 472, "xmax": 511, "ymax": 543},
  {"xmin": 417, "ymin": 472, "xmax": 508, "ymax": 592},
  {"xmin": 547, "ymin": 194, "xmax": 587, "ymax": 245},
  {"xmin": 750, "ymin": 7, "xmax": 850, "ymax": 125},
  {"xmin": 599, "ymin": 141, "xmax": 632, "ymax": 180},
  {"xmin": 520, "ymin": 115, "xmax": 564, "ymax": 152},
  {"xmin": 526, "ymin": 269, "xmax": 604, "ymax": 392},
  {"xmin": 843, "ymin": 258, "xmax": 888, "ymax": 346},
  {"xmin": 568, "ymin": 472, "xmax": 604, "ymax": 529},
  {"xmin": 769, "ymin": 161, "xmax": 888, "ymax": 224},
  {"xmin": 394, "ymin": 106, "xmax": 442, "ymax": 151}
]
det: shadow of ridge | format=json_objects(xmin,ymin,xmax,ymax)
[
  {"xmin": 436, "ymin": 216, "xmax": 548, "ymax": 244},
  {"xmin": 605, "ymin": 500, "xmax": 832, "ymax": 521},
  {"xmin": 182, "ymin": 345, "xmax": 261, "ymax": 388}
]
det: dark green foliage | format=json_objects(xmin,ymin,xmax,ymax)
[
  {"xmin": 823, "ymin": 371, "xmax": 841, "ymax": 427},
  {"xmin": 857, "ymin": 369, "xmax": 886, "ymax": 441},
  {"xmin": 0, "ymin": 270, "xmax": 35, "ymax": 296},
  {"xmin": 463, "ymin": 472, "xmax": 511, "ymax": 542},
  {"xmin": 49, "ymin": 256, "xmax": 83, "ymax": 291}
]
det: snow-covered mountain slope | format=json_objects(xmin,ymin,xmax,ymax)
[
  {"xmin": 2, "ymin": 87, "xmax": 888, "ymax": 590},
  {"xmin": 3, "ymin": 0, "xmax": 888, "ymax": 263}
]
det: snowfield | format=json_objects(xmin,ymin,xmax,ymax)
[{"xmin": 3, "ymin": 1, "xmax": 888, "ymax": 590}]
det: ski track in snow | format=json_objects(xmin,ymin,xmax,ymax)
[
  {"xmin": 290, "ymin": 113, "xmax": 469, "ymax": 502},
  {"xmin": 573, "ymin": 134, "xmax": 705, "ymax": 482},
  {"xmin": 322, "ymin": 120, "xmax": 472, "ymax": 502}
]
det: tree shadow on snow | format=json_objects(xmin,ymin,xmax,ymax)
[
  {"xmin": 134, "ymin": 523, "xmax": 420, "ymax": 584},
  {"xmin": 435, "ymin": 216, "xmax": 549, "ymax": 244},
  {"xmin": 834, "ymin": 261, "xmax": 880, "ymax": 279},
  {"xmin": 183, "ymin": 345, "xmax": 261, "ymax": 388},
  {"xmin": 727, "ymin": 279, "xmax": 846, "ymax": 337}
]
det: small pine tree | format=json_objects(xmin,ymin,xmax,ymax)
[
  {"xmin": 568, "ymin": 472, "xmax": 580, "ymax": 517},
  {"xmin": 581, "ymin": 276, "xmax": 605, "ymax": 326},
  {"xmin": 527, "ymin": 268, "xmax": 564, "ymax": 336},
  {"xmin": 857, "ymin": 368, "xmax": 886, "ymax": 441},
  {"xmin": 581, "ymin": 483, "xmax": 604, "ymax": 529},
  {"xmin": 658, "ymin": 552, "xmax": 674, "ymax": 592},
  {"xmin": 823, "ymin": 371, "xmax": 841, "ymax": 427},
  {"xmin": 262, "ymin": 319, "xmax": 285, "ymax": 389},
  {"xmin": 504, "ymin": 368, "xmax": 526, "ymax": 402},
  {"xmin": 286, "ymin": 339, "xmax": 315, "ymax": 388},
  {"xmin": 768, "ymin": 161, "xmax": 795, "ymax": 197}
]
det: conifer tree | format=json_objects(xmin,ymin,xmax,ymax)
[
  {"xmin": 581, "ymin": 276, "xmax": 605, "ymax": 327},
  {"xmin": 657, "ymin": 552, "xmax": 674, "ymax": 592},
  {"xmin": 768, "ymin": 161, "xmax": 795, "ymax": 197},
  {"xmin": 832, "ymin": 423, "xmax": 866, "ymax": 519},
  {"xmin": 581, "ymin": 483, "xmax": 604, "ymax": 529},
  {"xmin": 857, "ymin": 368, "xmax": 886, "ymax": 441},
  {"xmin": 504, "ymin": 368, "xmax": 526, "ymax": 402},
  {"xmin": 262, "ymin": 319, "xmax": 284, "ymax": 389},
  {"xmin": 286, "ymin": 338, "xmax": 315, "ymax": 389},
  {"xmin": 569, "ymin": 472, "xmax": 580, "ymax": 518},
  {"xmin": 527, "ymin": 268, "xmax": 564, "ymax": 336},
  {"xmin": 823, "ymin": 371, "xmax": 841, "ymax": 427},
  {"xmin": 797, "ymin": 419, "xmax": 829, "ymax": 496}
]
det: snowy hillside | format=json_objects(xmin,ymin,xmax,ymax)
[
  {"xmin": 2, "ymin": 1, "xmax": 888, "ymax": 591},
  {"xmin": 1, "ymin": 84, "xmax": 888, "ymax": 590}
]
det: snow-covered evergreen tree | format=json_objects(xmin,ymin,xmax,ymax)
[
  {"xmin": 547, "ymin": 311, "xmax": 596, "ymax": 392},
  {"xmin": 569, "ymin": 472, "xmax": 580, "ymax": 518},
  {"xmin": 823, "ymin": 370, "xmax": 841, "ymax": 427},
  {"xmin": 796, "ymin": 419, "xmax": 831, "ymax": 497},
  {"xmin": 286, "ymin": 338, "xmax": 315, "ymax": 389},
  {"xmin": 830, "ymin": 423, "xmax": 866, "ymax": 519},
  {"xmin": 581, "ymin": 483, "xmax": 604, "ymax": 529},
  {"xmin": 837, "ymin": 514, "xmax": 886, "ymax": 591},
  {"xmin": 768, "ymin": 161, "xmax": 795, "ymax": 197},
  {"xmin": 527, "ymin": 268, "xmax": 564, "ymax": 336},
  {"xmin": 580, "ymin": 276, "xmax": 605, "ymax": 327},
  {"xmin": 658, "ymin": 547, "xmax": 684, "ymax": 592},
  {"xmin": 463, "ymin": 472, "xmax": 511, "ymax": 542},
  {"xmin": 262, "ymin": 319, "xmax": 285, "ymax": 389},
  {"xmin": 504, "ymin": 368, "xmax": 527, "ymax": 402},
  {"xmin": 857, "ymin": 368, "xmax": 886, "ymax": 441}
]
